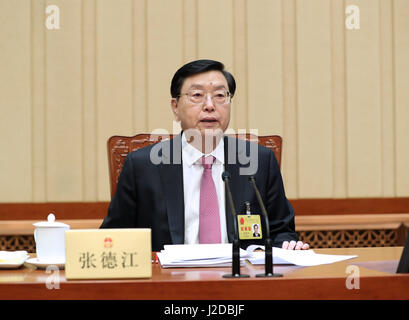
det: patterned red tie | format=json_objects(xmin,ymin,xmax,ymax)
[{"xmin": 199, "ymin": 155, "xmax": 221, "ymax": 244}]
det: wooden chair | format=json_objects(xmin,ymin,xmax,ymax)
[{"xmin": 107, "ymin": 134, "xmax": 282, "ymax": 199}]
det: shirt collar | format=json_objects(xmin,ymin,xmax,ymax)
[{"xmin": 182, "ymin": 132, "xmax": 224, "ymax": 167}]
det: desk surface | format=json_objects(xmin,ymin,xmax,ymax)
[{"xmin": 0, "ymin": 247, "xmax": 408, "ymax": 300}]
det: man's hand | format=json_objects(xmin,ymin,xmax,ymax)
[{"xmin": 282, "ymin": 240, "xmax": 309, "ymax": 250}]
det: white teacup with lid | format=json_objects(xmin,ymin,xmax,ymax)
[{"xmin": 33, "ymin": 213, "xmax": 70, "ymax": 261}]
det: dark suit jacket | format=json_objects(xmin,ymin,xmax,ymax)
[{"xmin": 100, "ymin": 134, "xmax": 298, "ymax": 251}]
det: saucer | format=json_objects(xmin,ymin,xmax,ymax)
[
  {"xmin": 0, "ymin": 261, "xmax": 28, "ymax": 269},
  {"xmin": 25, "ymin": 258, "xmax": 65, "ymax": 269},
  {"xmin": 0, "ymin": 251, "xmax": 29, "ymax": 269}
]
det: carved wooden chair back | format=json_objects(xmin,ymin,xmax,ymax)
[{"xmin": 107, "ymin": 134, "xmax": 282, "ymax": 198}]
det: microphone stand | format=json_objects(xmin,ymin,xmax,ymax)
[
  {"xmin": 249, "ymin": 176, "xmax": 282, "ymax": 277},
  {"xmin": 222, "ymin": 172, "xmax": 249, "ymax": 278}
]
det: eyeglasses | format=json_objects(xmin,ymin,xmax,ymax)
[{"xmin": 177, "ymin": 89, "xmax": 232, "ymax": 105}]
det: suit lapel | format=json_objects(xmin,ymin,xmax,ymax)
[{"xmin": 158, "ymin": 134, "xmax": 185, "ymax": 245}]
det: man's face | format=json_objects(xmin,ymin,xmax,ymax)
[{"xmin": 171, "ymin": 70, "xmax": 231, "ymax": 137}]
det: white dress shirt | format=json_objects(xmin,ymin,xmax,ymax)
[{"xmin": 182, "ymin": 133, "xmax": 228, "ymax": 244}]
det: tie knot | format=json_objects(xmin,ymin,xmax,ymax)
[{"xmin": 201, "ymin": 155, "xmax": 215, "ymax": 169}]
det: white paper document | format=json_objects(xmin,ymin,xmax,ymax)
[
  {"xmin": 157, "ymin": 244, "xmax": 358, "ymax": 268},
  {"xmin": 157, "ymin": 244, "xmax": 250, "ymax": 268},
  {"xmin": 246, "ymin": 245, "xmax": 358, "ymax": 267}
]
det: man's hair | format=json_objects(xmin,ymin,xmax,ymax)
[{"xmin": 170, "ymin": 59, "xmax": 236, "ymax": 98}]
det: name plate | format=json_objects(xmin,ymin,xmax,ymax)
[{"xmin": 65, "ymin": 228, "xmax": 152, "ymax": 280}]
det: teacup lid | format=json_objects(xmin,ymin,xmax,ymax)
[{"xmin": 33, "ymin": 213, "xmax": 70, "ymax": 228}]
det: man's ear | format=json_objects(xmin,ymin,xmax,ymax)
[{"xmin": 171, "ymin": 98, "xmax": 179, "ymax": 121}]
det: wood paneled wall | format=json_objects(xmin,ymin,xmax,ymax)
[{"xmin": 0, "ymin": 0, "xmax": 408, "ymax": 202}]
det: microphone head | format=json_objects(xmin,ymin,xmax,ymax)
[
  {"xmin": 248, "ymin": 175, "xmax": 256, "ymax": 182},
  {"xmin": 222, "ymin": 171, "xmax": 231, "ymax": 181}
]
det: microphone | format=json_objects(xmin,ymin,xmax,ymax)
[
  {"xmin": 222, "ymin": 172, "xmax": 237, "ymax": 217},
  {"xmin": 248, "ymin": 176, "xmax": 282, "ymax": 277},
  {"xmin": 222, "ymin": 171, "xmax": 249, "ymax": 278}
]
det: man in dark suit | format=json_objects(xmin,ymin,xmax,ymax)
[
  {"xmin": 253, "ymin": 224, "xmax": 261, "ymax": 238},
  {"xmin": 100, "ymin": 59, "xmax": 309, "ymax": 252}
]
